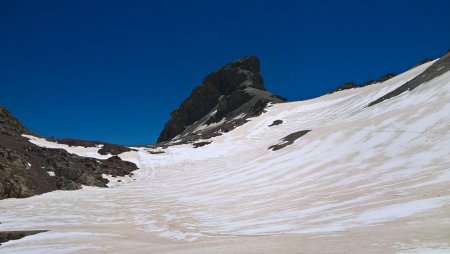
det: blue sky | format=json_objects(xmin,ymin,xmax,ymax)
[{"xmin": 1, "ymin": 0, "xmax": 449, "ymax": 145}]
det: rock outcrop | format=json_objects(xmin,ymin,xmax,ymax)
[
  {"xmin": 0, "ymin": 106, "xmax": 137, "ymax": 199},
  {"xmin": 51, "ymin": 138, "xmax": 132, "ymax": 155},
  {"xmin": 328, "ymin": 73, "xmax": 397, "ymax": 94},
  {"xmin": 0, "ymin": 106, "xmax": 29, "ymax": 136},
  {"xmin": 157, "ymin": 56, "xmax": 286, "ymax": 143},
  {"xmin": 0, "ymin": 230, "xmax": 47, "ymax": 246},
  {"xmin": 368, "ymin": 51, "xmax": 450, "ymax": 107}
]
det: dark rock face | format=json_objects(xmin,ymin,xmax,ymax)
[
  {"xmin": 368, "ymin": 51, "xmax": 450, "ymax": 107},
  {"xmin": 0, "ymin": 230, "xmax": 48, "ymax": 246},
  {"xmin": 157, "ymin": 56, "xmax": 286, "ymax": 143},
  {"xmin": 268, "ymin": 130, "xmax": 311, "ymax": 151},
  {"xmin": 192, "ymin": 141, "xmax": 211, "ymax": 148},
  {"xmin": 101, "ymin": 155, "xmax": 137, "ymax": 177},
  {"xmin": 0, "ymin": 106, "xmax": 28, "ymax": 136},
  {"xmin": 268, "ymin": 120, "xmax": 283, "ymax": 127},
  {"xmin": 0, "ymin": 106, "xmax": 138, "ymax": 200}
]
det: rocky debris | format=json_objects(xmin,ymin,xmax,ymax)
[
  {"xmin": 328, "ymin": 73, "xmax": 397, "ymax": 94},
  {"xmin": 360, "ymin": 73, "xmax": 397, "ymax": 87},
  {"xmin": 159, "ymin": 118, "xmax": 248, "ymax": 147},
  {"xmin": 329, "ymin": 82, "xmax": 359, "ymax": 93},
  {"xmin": 329, "ymin": 50, "xmax": 449, "ymax": 96},
  {"xmin": 269, "ymin": 120, "xmax": 283, "ymax": 127},
  {"xmin": 0, "ymin": 133, "xmax": 137, "ymax": 199},
  {"xmin": 101, "ymin": 156, "xmax": 138, "ymax": 177},
  {"xmin": 98, "ymin": 144, "xmax": 133, "ymax": 155},
  {"xmin": 0, "ymin": 147, "xmax": 35, "ymax": 198},
  {"xmin": 52, "ymin": 138, "xmax": 132, "ymax": 155},
  {"xmin": 0, "ymin": 230, "xmax": 48, "ymax": 246},
  {"xmin": 0, "ymin": 106, "xmax": 138, "ymax": 199},
  {"xmin": 157, "ymin": 56, "xmax": 286, "ymax": 144},
  {"xmin": 192, "ymin": 141, "xmax": 211, "ymax": 148},
  {"xmin": 368, "ymin": 50, "xmax": 450, "ymax": 107},
  {"xmin": 268, "ymin": 130, "xmax": 311, "ymax": 151}
]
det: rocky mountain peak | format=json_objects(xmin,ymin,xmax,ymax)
[
  {"xmin": 157, "ymin": 56, "xmax": 286, "ymax": 144},
  {"xmin": 203, "ymin": 56, "xmax": 264, "ymax": 94}
]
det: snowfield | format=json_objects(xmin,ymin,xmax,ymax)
[{"xmin": 1, "ymin": 60, "xmax": 450, "ymax": 253}]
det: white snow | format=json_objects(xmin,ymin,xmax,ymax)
[
  {"xmin": 0, "ymin": 60, "xmax": 449, "ymax": 253},
  {"xmin": 193, "ymin": 118, "xmax": 225, "ymax": 132},
  {"xmin": 21, "ymin": 135, "xmax": 112, "ymax": 159},
  {"xmin": 399, "ymin": 248, "xmax": 450, "ymax": 254}
]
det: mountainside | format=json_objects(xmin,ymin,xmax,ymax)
[
  {"xmin": 0, "ymin": 51, "xmax": 449, "ymax": 253},
  {"xmin": 0, "ymin": 106, "xmax": 137, "ymax": 199},
  {"xmin": 0, "ymin": 107, "xmax": 29, "ymax": 136},
  {"xmin": 157, "ymin": 56, "xmax": 286, "ymax": 144}
]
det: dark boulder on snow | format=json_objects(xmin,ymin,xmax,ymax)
[
  {"xmin": 157, "ymin": 56, "xmax": 286, "ymax": 143},
  {"xmin": 268, "ymin": 120, "xmax": 283, "ymax": 127},
  {"xmin": 0, "ymin": 230, "xmax": 48, "ymax": 246},
  {"xmin": 268, "ymin": 130, "xmax": 311, "ymax": 151}
]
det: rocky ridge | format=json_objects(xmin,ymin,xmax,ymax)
[
  {"xmin": 157, "ymin": 56, "xmax": 286, "ymax": 145},
  {"xmin": 368, "ymin": 51, "xmax": 450, "ymax": 107},
  {"xmin": 0, "ymin": 106, "xmax": 137, "ymax": 199},
  {"xmin": 328, "ymin": 73, "xmax": 397, "ymax": 94}
]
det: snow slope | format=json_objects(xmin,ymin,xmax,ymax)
[{"xmin": 1, "ymin": 60, "xmax": 449, "ymax": 253}]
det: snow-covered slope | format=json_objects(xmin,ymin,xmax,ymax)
[{"xmin": 1, "ymin": 60, "xmax": 449, "ymax": 253}]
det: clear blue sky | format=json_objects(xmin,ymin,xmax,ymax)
[{"xmin": 1, "ymin": 0, "xmax": 449, "ymax": 145}]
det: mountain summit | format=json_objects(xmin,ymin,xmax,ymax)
[{"xmin": 157, "ymin": 56, "xmax": 286, "ymax": 143}]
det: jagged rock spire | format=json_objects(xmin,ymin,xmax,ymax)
[{"xmin": 157, "ymin": 56, "xmax": 285, "ymax": 143}]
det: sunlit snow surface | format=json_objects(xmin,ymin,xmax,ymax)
[
  {"xmin": 1, "ymin": 61, "xmax": 450, "ymax": 253},
  {"xmin": 21, "ymin": 135, "xmax": 113, "ymax": 160}
]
